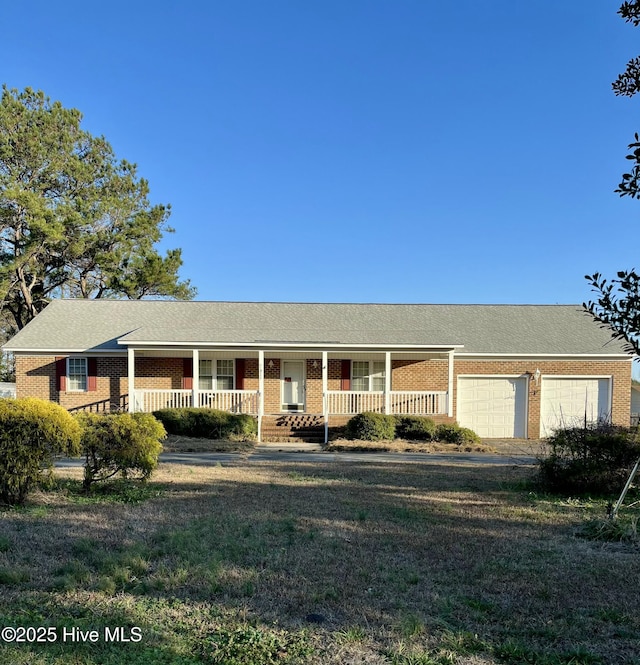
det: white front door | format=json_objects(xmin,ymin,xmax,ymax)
[{"xmin": 282, "ymin": 361, "xmax": 304, "ymax": 411}]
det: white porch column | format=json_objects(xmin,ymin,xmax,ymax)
[
  {"xmin": 192, "ymin": 349, "xmax": 199, "ymax": 408},
  {"xmin": 384, "ymin": 351, "xmax": 391, "ymax": 414},
  {"xmin": 322, "ymin": 351, "xmax": 328, "ymax": 444},
  {"xmin": 258, "ymin": 350, "xmax": 265, "ymax": 442},
  {"xmin": 127, "ymin": 347, "xmax": 135, "ymax": 412},
  {"xmin": 447, "ymin": 350, "xmax": 454, "ymax": 416}
]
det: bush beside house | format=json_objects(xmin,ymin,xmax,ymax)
[
  {"xmin": 78, "ymin": 412, "xmax": 166, "ymax": 490},
  {"xmin": 0, "ymin": 398, "xmax": 82, "ymax": 505},
  {"xmin": 537, "ymin": 423, "xmax": 640, "ymax": 495},
  {"xmin": 394, "ymin": 416, "xmax": 437, "ymax": 441},
  {"xmin": 345, "ymin": 412, "xmax": 480, "ymax": 444},
  {"xmin": 153, "ymin": 408, "xmax": 257, "ymax": 440}
]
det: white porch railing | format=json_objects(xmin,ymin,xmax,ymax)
[
  {"xmin": 132, "ymin": 388, "xmax": 446, "ymax": 417},
  {"xmin": 131, "ymin": 389, "xmax": 260, "ymax": 415},
  {"xmin": 326, "ymin": 391, "xmax": 385, "ymax": 414},
  {"xmin": 325, "ymin": 390, "xmax": 447, "ymax": 416},
  {"xmin": 390, "ymin": 391, "xmax": 448, "ymax": 415},
  {"xmin": 133, "ymin": 389, "xmax": 193, "ymax": 412},
  {"xmin": 198, "ymin": 390, "xmax": 259, "ymax": 414}
]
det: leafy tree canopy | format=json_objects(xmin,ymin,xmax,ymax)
[
  {"xmin": 0, "ymin": 86, "xmax": 195, "ymax": 331},
  {"xmin": 613, "ymin": 1, "xmax": 640, "ymax": 198},
  {"xmin": 584, "ymin": 271, "xmax": 640, "ymax": 355},
  {"xmin": 584, "ymin": 3, "xmax": 640, "ymax": 354}
]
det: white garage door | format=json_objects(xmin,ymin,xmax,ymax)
[
  {"xmin": 457, "ymin": 377, "xmax": 527, "ymax": 438},
  {"xmin": 540, "ymin": 378, "xmax": 610, "ymax": 438}
]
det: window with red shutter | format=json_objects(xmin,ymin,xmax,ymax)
[
  {"xmin": 87, "ymin": 358, "xmax": 98, "ymax": 392},
  {"xmin": 340, "ymin": 359, "xmax": 351, "ymax": 391},
  {"xmin": 183, "ymin": 358, "xmax": 193, "ymax": 390},
  {"xmin": 236, "ymin": 359, "xmax": 245, "ymax": 390},
  {"xmin": 55, "ymin": 357, "xmax": 67, "ymax": 392}
]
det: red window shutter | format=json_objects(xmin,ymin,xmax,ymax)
[
  {"xmin": 236, "ymin": 359, "xmax": 245, "ymax": 390},
  {"xmin": 55, "ymin": 356, "xmax": 67, "ymax": 392},
  {"xmin": 87, "ymin": 358, "xmax": 98, "ymax": 392},
  {"xmin": 341, "ymin": 359, "xmax": 351, "ymax": 391},
  {"xmin": 183, "ymin": 358, "xmax": 193, "ymax": 390}
]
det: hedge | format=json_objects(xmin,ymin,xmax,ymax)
[
  {"xmin": 394, "ymin": 416, "xmax": 437, "ymax": 441},
  {"xmin": 153, "ymin": 408, "xmax": 257, "ymax": 440},
  {"xmin": 345, "ymin": 412, "xmax": 396, "ymax": 441},
  {"xmin": 345, "ymin": 412, "xmax": 480, "ymax": 444},
  {"xmin": 435, "ymin": 423, "xmax": 481, "ymax": 445}
]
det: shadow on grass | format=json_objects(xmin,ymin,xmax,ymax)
[{"xmin": 0, "ymin": 460, "xmax": 638, "ymax": 664}]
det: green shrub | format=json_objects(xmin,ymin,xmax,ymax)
[
  {"xmin": 152, "ymin": 408, "xmax": 257, "ymax": 440},
  {"xmin": 346, "ymin": 412, "xmax": 396, "ymax": 441},
  {"xmin": 0, "ymin": 398, "xmax": 82, "ymax": 505},
  {"xmin": 394, "ymin": 416, "xmax": 437, "ymax": 441},
  {"xmin": 435, "ymin": 423, "xmax": 481, "ymax": 445},
  {"xmin": 78, "ymin": 412, "xmax": 165, "ymax": 490},
  {"xmin": 456, "ymin": 427, "xmax": 481, "ymax": 445},
  {"xmin": 201, "ymin": 624, "xmax": 313, "ymax": 665},
  {"xmin": 537, "ymin": 423, "xmax": 640, "ymax": 495}
]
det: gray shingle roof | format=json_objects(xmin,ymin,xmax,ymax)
[{"xmin": 2, "ymin": 299, "xmax": 629, "ymax": 355}]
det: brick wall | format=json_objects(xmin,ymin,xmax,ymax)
[
  {"xmin": 16, "ymin": 355, "xmax": 184, "ymax": 412},
  {"xmin": 15, "ymin": 354, "xmax": 632, "ymax": 437},
  {"xmin": 306, "ymin": 359, "xmax": 323, "ymax": 413},
  {"xmin": 327, "ymin": 359, "xmax": 343, "ymax": 391},
  {"xmin": 135, "ymin": 358, "xmax": 183, "ymax": 390},
  {"xmin": 264, "ymin": 358, "xmax": 281, "ymax": 413},
  {"xmin": 243, "ymin": 358, "xmax": 259, "ymax": 391},
  {"xmin": 16, "ymin": 355, "xmax": 128, "ymax": 412},
  {"xmin": 392, "ymin": 359, "xmax": 448, "ymax": 391},
  {"xmin": 16, "ymin": 355, "xmax": 56, "ymax": 402}
]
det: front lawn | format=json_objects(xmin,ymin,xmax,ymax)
[
  {"xmin": 325, "ymin": 437, "xmax": 496, "ymax": 453},
  {"xmin": 0, "ymin": 460, "xmax": 638, "ymax": 664}
]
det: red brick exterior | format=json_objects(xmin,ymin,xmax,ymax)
[
  {"xmin": 306, "ymin": 359, "xmax": 323, "ymax": 413},
  {"xmin": 16, "ymin": 355, "xmax": 129, "ymax": 412},
  {"xmin": 14, "ymin": 353, "xmax": 632, "ymax": 437}
]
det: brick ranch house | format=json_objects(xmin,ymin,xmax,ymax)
[{"xmin": 3, "ymin": 300, "xmax": 633, "ymax": 442}]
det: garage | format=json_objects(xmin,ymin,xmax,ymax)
[
  {"xmin": 540, "ymin": 377, "xmax": 611, "ymax": 438},
  {"xmin": 457, "ymin": 377, "xmax": 527, "ymax": 438}
]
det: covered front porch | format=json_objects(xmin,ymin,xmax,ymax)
[
  {"xmin": 124, "ymin": 345, "xmax": 459, "ymax": 442},
  {"xmin": 132, "ymin": 389, "xmax": 448, "ymax": 416}
]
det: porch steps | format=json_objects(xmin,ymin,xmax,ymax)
[{"xmin": 261, "ymin": 414, "xmax": 325, "ymax": 443}]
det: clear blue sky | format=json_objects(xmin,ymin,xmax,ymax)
[{"xmin": 1, "ymin": 0, "xmax": 637, "ymax": 305}]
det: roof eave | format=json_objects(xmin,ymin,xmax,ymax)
[{"xmin": 115, "ymin": 339, "xmax": 465, "ymax": 351}]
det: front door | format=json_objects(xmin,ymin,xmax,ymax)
[{"xmin": 282, "ymin": 361, "xmax": 304, "ymax": 412}]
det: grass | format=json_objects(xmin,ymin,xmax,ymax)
[
  {"xmin": 326, "ymin": 437, "xmax": 496, "ymax": 453},
  {"xmin": 0, "ymin": 459, "xmax": 639, "ymax": 664}
]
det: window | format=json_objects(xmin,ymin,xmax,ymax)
[
  {"xmin": 217, "ymin": 359, "xmax": 234, "ymax": 390},
  {"xmin": 67, "ymin": 358, "xmax": 87, "ymax": 391},
  {"xmin": 198, "ymin": 359, "xmax": 234, "ymax": 390},
  {"xmin": 199, "ymin": 360, "xmax": 213, "ymax": 390},
  {"xmin": 371, "ymin": 361, "xmax": 385, "ymax": 391},
  {"xmin": 352, "ymin": 360, "xmax": 385, "ymax": 391}
]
